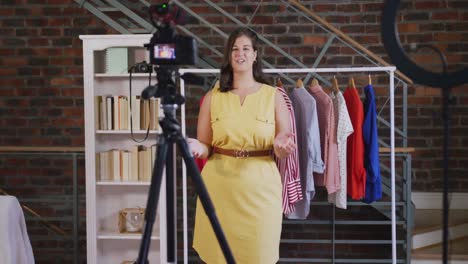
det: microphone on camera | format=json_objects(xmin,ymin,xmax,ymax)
[{"xmin": 149, "ymin": 3, "xmax": 187, "ymax": 27}]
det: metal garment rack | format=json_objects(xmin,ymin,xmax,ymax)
[{"xmin": 178, "ymin": 66, "xmax": 397, "ymax": 264}]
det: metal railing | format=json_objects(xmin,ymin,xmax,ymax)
[{"xmin": 0, "ymin": 147, "xmax": 84, "ymax": 264}]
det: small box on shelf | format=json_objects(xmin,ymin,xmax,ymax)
[
  {"xmin": 118, "ymin": 208, "xmax": 145, "ymax": 233},
  {"xmin": 94, "ymin": 47, "xmax": 148, "ymax": 75},
  {"xmin": 105, "ymin": 47, "xmax": 129, "ymax": 74}
]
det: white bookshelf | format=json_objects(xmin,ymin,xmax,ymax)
[{"xmin": 80, "ymin": 34, "xmax": 170, "ymax": 264}]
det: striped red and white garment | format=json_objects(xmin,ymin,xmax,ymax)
[{"xmin": 275, "ymin": 86, "xmax": 303, "ymax": 214}]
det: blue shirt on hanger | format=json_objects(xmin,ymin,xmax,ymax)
[{"xmin": 362, "ymin": 84, "xmax": 382, "ymax": 203}]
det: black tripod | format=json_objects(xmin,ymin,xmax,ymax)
[{"xmin": 135, "ymin": 67, "xmax": 235, "ymax": 264}]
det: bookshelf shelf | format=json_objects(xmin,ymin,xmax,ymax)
[
  {"xmin": 80, "ymin": 34, "xmax": 169, "ymax": 264},
  {"xmin": 95, "ymin": 73, "xmax": 152, "ymax": 78},
  {"xmin": 97, "ymin": 232, "xmax": 159, "ymax": 240},
  {"xmin": 96, "ymin": 130, "xmax": 161, "ymax": 134},
  {"xmin": 97, "ymin": 181, "xmax": 151, "ymax": 186}
]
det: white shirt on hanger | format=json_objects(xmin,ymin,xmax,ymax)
[
  {"xmin": 328, "ymin": 91, "xmax": 354, "ymax": 209},
  {"xmin": 0, "ymin": 196, "xmax": 35, "ymax": 264}
]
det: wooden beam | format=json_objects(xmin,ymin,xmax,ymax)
[
  {"xmin": 0, "ymin": 146, "xmax": 84, "ymax": 152},
  {"xmin": 380, "ymin": 147, "xmax": 415, "ymax": 153}
]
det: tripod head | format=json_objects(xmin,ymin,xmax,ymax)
[
  {"xmin": 141, "ymin": 66, "xmax": 185, "ymax": 107},
  {"xmin": 140, "ymin": 65, "xmax": 185, "ymax": 140}
]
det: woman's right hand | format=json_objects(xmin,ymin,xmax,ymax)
[
  {"xmin": 273, "ymin": 132, "xmax": 296, "ymax": 159},
  {"xmin": 187, "ymin": 138, "xmax": 204, "ymax": 158}
]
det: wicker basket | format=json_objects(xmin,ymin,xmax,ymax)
[{"xmin": 118, "ymin": 207, "xmax": 145, "ymax": 233}]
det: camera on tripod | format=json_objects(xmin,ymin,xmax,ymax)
[
  {"xmin": 144, "ymin": 2, "xmax": 197, "ymax": 66},
  {"xmin": 136, "ymin": 4, "xmax": 235, "ymax": 264},
  {"xmin": 140, "ymin": 2, "xmax": 198, "ymax": 101}
]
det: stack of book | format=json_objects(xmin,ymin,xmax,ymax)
[
  {"xmin": 95, "ymin": 145, "xmax": 157, "ymax": 182},
  {"xmin": 94, "ymin": 96, "xmax": 161, "ymax": 131}
]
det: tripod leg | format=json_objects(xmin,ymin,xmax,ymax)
[
  {"xmin": 166, "ymin": 144, "xmax": 176, "ymax": 262},
  {"xmin": 176, "ymin": 137, "xmax": 236, "ymax": 264},
  {"xmin": 136, "ymin": 136, "xmax": 168, "ymax": 264}
]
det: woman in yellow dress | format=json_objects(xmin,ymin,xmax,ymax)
[{"xmin": 188, "ymin": 27, "xmax": 296, "ymax": 264}]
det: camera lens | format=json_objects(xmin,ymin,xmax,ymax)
[
  {"xmin": 138, "ymin": 63, "xmax": 149, "ymax": 72},
  {"xmin": 134, "ymin": 61, "xmax": 151, "ymax": 73}
]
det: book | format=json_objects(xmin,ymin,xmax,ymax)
[{"xmin": 105, "ymin": 47, "xmax": 128, "ymax": 74}]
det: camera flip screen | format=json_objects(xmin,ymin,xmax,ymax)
[{"xmin": 154, "ymin": 44, "xmax": 176, "ymax": 59}]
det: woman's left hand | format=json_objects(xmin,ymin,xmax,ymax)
[
  {"xmin": 273, "ymin": 133, "xmax": 296, "ymax": 159},
  {"xmin": 187, "ymin": 138, "xmax": 204, "ymax": 158}
]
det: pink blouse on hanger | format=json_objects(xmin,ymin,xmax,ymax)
[{"xmin": 308, "ymin": 84, "xmax": 340, "ymax": 195}]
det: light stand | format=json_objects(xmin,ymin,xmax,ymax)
[{"xmin": 382, "ymin": 2, "xmax": 468, "ymax": 263}]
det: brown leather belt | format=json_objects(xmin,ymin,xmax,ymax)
[{"xmin": 212, "ymin": 147, "xmax": 273, "ymax": 158}]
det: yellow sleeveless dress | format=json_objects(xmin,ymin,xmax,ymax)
[{"xmin": 193, "ymin": 83, "xmax": 282, "ymax": 264}]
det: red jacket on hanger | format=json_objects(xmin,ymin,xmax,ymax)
[{"xmin": 343, "ymin": 86, "xmax": 366, "ymax": 200}]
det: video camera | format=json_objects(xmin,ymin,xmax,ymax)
[
  {"xmin": 138, "ymin": 2, "xmax": 199, "ymax": 101},
  {"xmin": 145, "ymin": 2, "xmax": 197, "ymax": 66}
]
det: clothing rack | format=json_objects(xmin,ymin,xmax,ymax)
[{"xmin": 178, "ymin": 66, "xmax": 397, "ymax": 264}]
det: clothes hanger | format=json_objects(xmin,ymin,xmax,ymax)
[
  {"xmin": 368, "ymin": 73, "xmax": 372, "ymax": 85},
  {"xmin": 277, "ymin": 77, "xmax": 283, "ymax": 88},
  {"xmin": 296, "ymin": 78, "xmax": 304, "ymax": 88},
  {"xmin": 332, "ymin": 75, "xmax": 340, "ymax": 93},
  {"xmin": 311, "ymin": 78, "xmax": 319, "ymax": 86},
  {"xmin": 348, "ymin": 76, "xmax": 356, "ymax": 89}
]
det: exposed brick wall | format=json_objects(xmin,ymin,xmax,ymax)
[
  {"xmin": 394, "ymin": 0, "xmax": 468, "ymax": 192},
  {"xmin": 0, "ymin": 1, "xmax": 114, "ymax": 263},
  {"xmin": 1, "ymin": 0, "xmax": 467, "ymax": 263},
  {"xmin": 179, "ymin": 0, "xmax": 468, "ymax": 261},
  {"xmin": 0, "ymin": 153, "xmax": 85, "ymax": 264},
  {"xmin": 0, "ymin": 0, "xmax": 117, "ymax": 147},
  {"xmin": 181, "ymin": 0, "xmax": 468, "ymax": 193}
]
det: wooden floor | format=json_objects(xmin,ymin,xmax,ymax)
[
  {"xmin": 412, "ymin": 207, "xmax": 468, "ymax": 263},
  {"xmin": 413, "ymin": 237, "xmax": 468, "ymax": 259},
  {"xmin": 413, "ymin": 209, "xmax": 468, "ymax": 234}
]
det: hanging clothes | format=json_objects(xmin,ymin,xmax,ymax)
[
  {"xmin": 274, "ymin": 86, "xmax": 303, "ymax": 215},
  {"xmin": 362, "ymin": 84, "xmax": 382, "ymax": 203},
  {"xmin": 343, "ymin": 86, "xmax": 366, "ymax": 200},
  {"xmin": 0, "ymin": 196, "xmax": 35, "ymax": 264},
  {"xmin": 286, "ymin": 85, "xmax": 323, "ymax": 220},
  {"xmin": 328, "ymin": 91, "xmax": 354, "ymax": 209},
  {"xmin": 308, "ymin": 84, "xmax": 340, "ymax": 195}
]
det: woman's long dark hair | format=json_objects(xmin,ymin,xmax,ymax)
[{"xmin": 219, "ymin": 27, "xmax": 269, "ymax": 92}]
